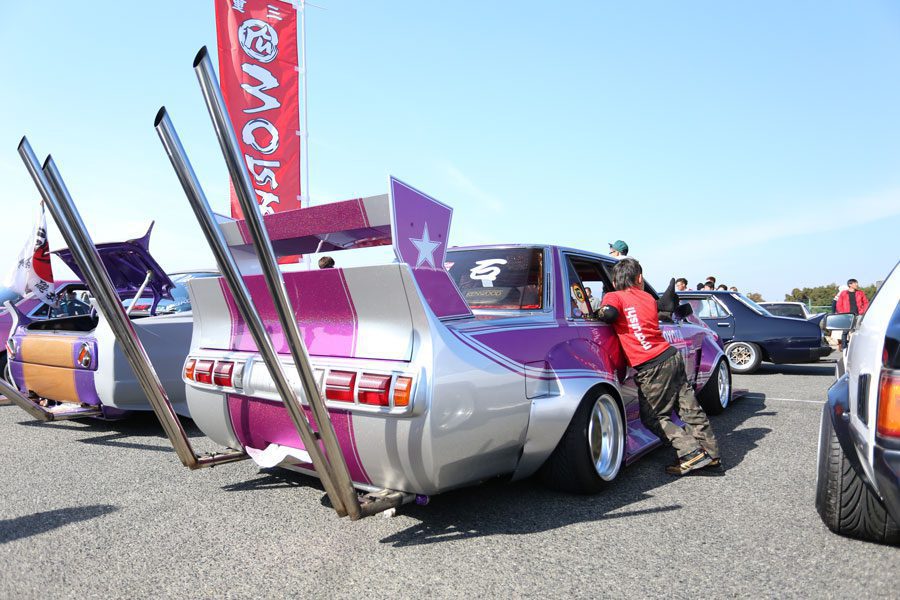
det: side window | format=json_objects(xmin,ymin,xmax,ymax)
[
  {"xmin": 566, "ymin": 255, "xmax": 616, "ymax": 319},
  {"xmin": 684, "ymin": 297, "xmax": 718, "ymax": 319},
  {"xmin": 711, "ymin": 298, "xmax": 730, "ymax": 318},
  {"xmin": 29, "ymin": 304, "xmax": 50, "ymax": 318},
  {"xmin": 684, "ymin": 298, "xmax": 706, "ymax": 317}
]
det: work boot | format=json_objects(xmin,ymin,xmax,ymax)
[{"xmin": 665, "ymin": 448, "xmax": 712, "ymax": 475}]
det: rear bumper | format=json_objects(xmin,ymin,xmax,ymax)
[{"xmin": 770, "ymin": 343, "xmax": 832, "ymax": 364}]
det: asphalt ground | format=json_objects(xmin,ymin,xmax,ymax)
[{"xmin": 0, "ymin": 357, "xmax": 896, "ymax": 598}]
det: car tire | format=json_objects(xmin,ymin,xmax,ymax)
[
  {"xmin": 539, "ymin": 390, "xmax": 625, "ymax": 494},
  {"xmin": 725, "ymin": 341, "xmax": 762, "ymax": 374},
  {"xmin": 0, "ymin": 351, "xmax": 8, "ymax": 384},
  {"xmin": 815, "ymin": 404, "xmax": 900, "ymax": 545},
  {"xmin": 698, "ymin": 358, "xmax": 732, "ymax": 415}
]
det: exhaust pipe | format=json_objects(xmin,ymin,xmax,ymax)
[
  {"xmin": 190, "ymin": 46, "xmax": 365, "ymax": 519},
  {"xmin": 16, "ymin": 137, "xmax": 245, "ymax": 469},
  {"xmin": 155, "ymin": 107, "xmax": 354, "ymax": 517}
]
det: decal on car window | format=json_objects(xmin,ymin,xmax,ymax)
[{"xmin": 469, "ymin": 259, "xmax": 508, "ymax": 288}]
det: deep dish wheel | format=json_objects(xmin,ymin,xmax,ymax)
[
  {"xmin": 539, "ymin": 391, "xmax": 625, "ymax": 494},
  {"xmin": 815, "ymin": 404, "xmax": 900, "ymax": 546},
  {"xmin": 725, "ymin": 341, "xmax": 762, "ymax": 374},
  {"xmin": 698, "ymin": 358, "xmax": 732, "ymax": 415}
]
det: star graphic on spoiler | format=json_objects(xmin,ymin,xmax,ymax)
[{"xmin": 410, "ymin": 223, "xmax": 441, "ymax": 268}]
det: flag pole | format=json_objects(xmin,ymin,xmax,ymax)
[{"xmin": 298, "ymin": 0, "xmax": 310, "ymax": 206}]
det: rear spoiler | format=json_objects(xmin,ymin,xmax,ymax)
[{"xmin": 219, "ymin": 177, "xmax": 472, "ymax": 320}]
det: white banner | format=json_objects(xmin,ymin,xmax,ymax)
[{"xmin": 5, "ymin": 204, "xmax": 57, "ymax": 306}]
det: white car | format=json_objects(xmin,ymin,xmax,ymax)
[
  {"xmin": 759, "ymin": 301, "xmax": 824, "ymax": 321},
  {"xmin": 815, "ymin": 261, "xmax": 900, "ymax": 545}
]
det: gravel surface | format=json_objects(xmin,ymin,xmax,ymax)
[{"xmin": 0, "ymin": 357, "xmax": 896, "ymax": 598}]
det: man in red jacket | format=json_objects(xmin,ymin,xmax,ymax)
[
  {"xmin": 835, "ymin": 278, "xmax": 869, "ymax": 315},
  {"xmin": 598, "ymin": 258, "xmax": 720, "ymax": 475}
]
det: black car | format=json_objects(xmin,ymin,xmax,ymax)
[{"xmin": 678, "ymin": 291, "xmax": 832, "ymax": 374}]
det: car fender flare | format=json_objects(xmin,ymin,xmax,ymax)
[
  {"xmin": 825, "ymin": 373, "xmax": 877, "ymax": 496},
  {"xmin": 512, "ymin": 352, "xmax": 627, "ymax": 481},
  {"xmin": 695, "ymin": 335, "xmax": 728, "ymax": 392}
]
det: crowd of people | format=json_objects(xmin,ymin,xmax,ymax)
[{"xmin": 607, "ymin": 240, "xmax": 738, "ymax": 294}]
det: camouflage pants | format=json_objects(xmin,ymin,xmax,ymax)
[{"xmin": 635, "ymin": 351, "xmax": 719, "ymax": 459}]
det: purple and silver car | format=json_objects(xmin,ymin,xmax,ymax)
[{"xmin": 176, "ymin": 180, "xmax": 731, "ymax": 499}]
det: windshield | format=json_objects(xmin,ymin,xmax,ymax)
[
  {"xmin": 123, "ymin": 272, "xmax": 218, "ymax": 314},
  {"xmin": 446, "ymin": 248, "xmax": 544, "ymax": 310}
]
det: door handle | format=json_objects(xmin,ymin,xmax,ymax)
[{"xmin": 716, "ymin": 322, "xmax": 730, "ymax": 327}]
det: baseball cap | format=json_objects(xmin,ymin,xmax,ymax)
[{"xmin": 609, "ymin": 240, "xmax": 629, "ymax": 254}]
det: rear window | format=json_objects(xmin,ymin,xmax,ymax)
[
  {"xmin": 764, "ymin": 303, "xmax": 805, "ymax": 318},
  {"xmin": 445, "ymin": 248, "xmax": 543, "ymax": 310}
]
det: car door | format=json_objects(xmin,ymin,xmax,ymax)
[{"xmin": 707, "ymin": 295, "xmax": 735, "ymax": 341}]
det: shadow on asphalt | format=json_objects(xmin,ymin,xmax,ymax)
[
  {"xmin": 217, "ymin": 394, "xmax": 774, "ymax": 544},
  {"xmin": 755, "ymin": 363, "xmax": 835, "ymax": 376},
  {"xmin": 378, "ymin": 395, "xmax": 773, "ymax": 546},
  {"xmin": 0, "ymin": 505, "xmax": 118, "ymax": 544},
  {"xmin": 14, "ymin": 412, "xmax": 209, "ymax": 452}
]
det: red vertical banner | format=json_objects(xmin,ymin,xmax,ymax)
[{"xmin": 215, "ymin": 0, "xmax": 301, "ymax": 219}]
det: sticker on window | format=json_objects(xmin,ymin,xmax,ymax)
[{"xmin": 469, "ymin": 259, "xmax": 508, "ymax": 288}]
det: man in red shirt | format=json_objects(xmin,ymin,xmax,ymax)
[
  {"xmin": 835, "ymin": 278, "xmax": 869, "ymax": 315},
  {"xmin": 598, "ymin": 258, "xmax": 720, "ymax": 475}
]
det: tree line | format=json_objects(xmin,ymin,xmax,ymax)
[{"xmin": 784, "ymin": 283, "xmax": 878, "ymax": 307}]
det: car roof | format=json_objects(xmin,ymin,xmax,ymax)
[{"xmin": 449, "ymin": 244, "xmax": 616, "ymax": 263}]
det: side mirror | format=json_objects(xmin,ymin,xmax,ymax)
[
  {"xmin": 823, "ymin": 313, "xmax": 856, "ymax": 332},
  {"xmin": 675, "ymin": 303, "xmax": 693, "ymax": 318}
]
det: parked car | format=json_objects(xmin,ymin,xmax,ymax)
[
  {"xmin": 176, "ymin": 182, "xmax": 732, "ymax": 501},
  {"xmin": 0, "ymin": 283, "xmax": 75, "ymax": 380},
  {"xmin": 815, "ymin": 261, "xmax": 900, "ymax": 546},
  {"xmin": 4, "ymin": 226, "xmax": 216, "ymax": 419},
  {"xmin": 677, "ymin": 290, "xmax": 832, "ymax": 374},
  {"xmin": 760, "ymin": 301, "xmax": 825, "ymax": 324}
]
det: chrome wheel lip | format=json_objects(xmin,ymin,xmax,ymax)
[
  {"xmin": 587, "ymin": 394, "xmax": 623, "ymax": 481},
  {"xmin": 717, "ymin": 360, "xmax": 731, "ymax": 408}
]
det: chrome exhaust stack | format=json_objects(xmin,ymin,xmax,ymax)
[
  {"xmin": 150, "ymin": 45, "xmax": 402, "ymax": 520},
  {"xmin": 16, "ymin": 137, "xmax": 246, "ymax": 469},
  {"xmin": 190, "ymin": 46, "xmax": 367, "ymax": 519},
  {"xmin": 0, "ymin": 376, "xmax": 100, "ymax": 421}
]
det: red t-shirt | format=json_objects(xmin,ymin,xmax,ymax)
[{"xmin": 601, "ymin": 287, "xmax": 670, "ymax": 367}]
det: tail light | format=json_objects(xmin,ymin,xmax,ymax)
[
  {"xmin": 393, "ymin": 376, "xmax": 413, "ymax": 407},
  {"xmin": 358, "ymin": 373, "xmax": 391, "ymax": 406},
  {"xmin": 877, "ymin": 369, "xmax": 900, "ymax": 438},
  {"xmin": 77, "ymin": 342, "xmax": 92, "ymax": 368},
  {"xmin": 194, "ymin": 360, "xmax": 214, "ymax": 385},
  {"xmin": 184, "ymin": 358, "xmax": 196, "ymax": 381},
  {"xmin": 325, "ymin": 370, "xmax": 356, "ymax": 402},
  {"xmin": 213, "ymin": 361, "xmax": 234, "ymax": 387}
]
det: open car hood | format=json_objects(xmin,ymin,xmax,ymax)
[{"xmin": 54, "ymin": 223, "xmax": 174, "ymax": 303}]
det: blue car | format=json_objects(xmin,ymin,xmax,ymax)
[{"xmin": 678, "ymin": 290, "xmax": 832, "ymax": 374}]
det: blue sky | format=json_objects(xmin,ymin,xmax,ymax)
[{"xmin": 1, "ymin": 1, "xmax": 899, "ymax": 301}]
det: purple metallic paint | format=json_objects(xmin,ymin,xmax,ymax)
[
  {"xmin": 227, "ymin": 393, "xmax": 372, "ymax": 485},
  {"xmin": 235, "ymin": 197, "xmax": 392, "ymax": 255},
  {"xmin": 218, "ymin": 269, "xmax": 360, "ymax": 358},
  {"xmin": 390, "ymin": 178, "xmax": 471, "ymax": 320}
]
